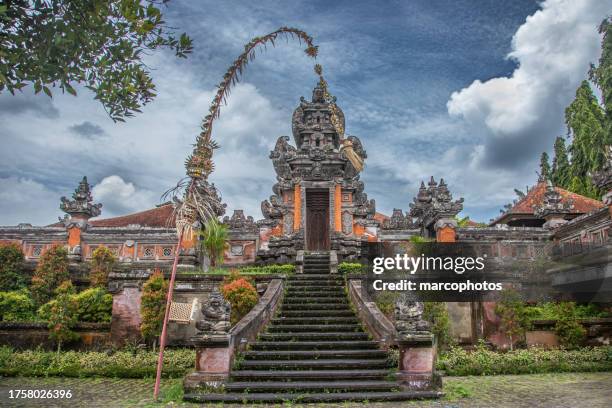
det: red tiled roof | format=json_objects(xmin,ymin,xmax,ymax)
[
  {"xmin": 374, "ymin": 212, "xmax": 389, "ymax": 223},
  {"xmin": 491, "ymin": 181, "xmax": 604, "ymax": 225},
  {"xmin": 89, "ymin": 203, "xmax": 175, "ymax": 228},
  {"xmin": 508, "ymin": 182, "xmax": 604, "ymax": 214}
]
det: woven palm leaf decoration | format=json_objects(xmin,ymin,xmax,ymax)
[
  {"xmin": 314, "ymin": 64, "xmax": 364, "ymax": 172},
  {"xmin": 167, "ymin": 28, "xmax": 319, "ymax": 238}
]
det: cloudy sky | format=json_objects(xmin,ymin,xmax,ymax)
[{"xmin": 1, "ymin": 0, "xmax": 610, "ymax": 226}]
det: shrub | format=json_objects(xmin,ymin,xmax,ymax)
[
  {"xmin": 73, "ymin": 287, "xmax": 113, "ymax": 322},
  {"xmin": 495, "ymin": 288, "xmax": 530, "ymax": 350},
  {"xmin": 31, "ymin": 245, "xmax": 70, "ymax": 306},
  {"xmin": 239, "ymin": 264, "xmax": 295, "ymax": 275},
  {"xmin": 338, "ymin": 262, "xmax": 365, "ymax": 274},
  {"xmin": 438, "ymin": 345, "xmax": 612, "ymax": 376},
  {"xmin": 48, "ymin": 281, "xmax": 79, "ymax": 352},
  {"xmin": 0, "ymin": 347, "xmax": 195, "ymax": 378},
  {"xmin": 555, "ymin": 302, "xmax": 587, "ymax": 349},
  {"xmin": 140, "ymin": 270, "xmax": 168, "ymax": 345},
  {"xmin": 89, "ymin": 246, "xmax": 116, "ymax": 288},
  {"xmin": 0, "ymin": 289, "xmax": 36, "ymax": 321},
  {"xmin": 424, "ymin": 302, "xmax": 454, "ymax": 350},
  {"xmin": 0, "ymin": 243, "xmax": 26, "ymax": 291},
  {"xmin": 220, "ymin": 275, "xmax": 259, "ymax": 325},
  {"xmin": 374, "ymin": 291, "xmax": 398, "ymax": 319},
  {"xmin": 199, "ymin": 219, "xmax": 228, "ymax": 267}
]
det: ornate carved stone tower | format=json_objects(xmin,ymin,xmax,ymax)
[{"xmin": 259, "ymin": 84, "xmax": 377, "ymax": 260}]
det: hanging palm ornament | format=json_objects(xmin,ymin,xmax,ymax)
[
  {"xmin": 167, "ymin": 27, "xmax": 319, "ymax": 239},
  {"xmin": 314, "ymin": 63, "xmax": 364, "ymax": 172},
  {"xmin": 155, "ymin": 27, "xmax": 319, "ymax": 401}
]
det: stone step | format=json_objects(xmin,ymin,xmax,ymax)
[
  {"xmin": 283, "ymin": 297, "xmax": 348, "ymax": 304},
  {"xmin": 284, "ymin": 290, "xmax": 345, "ymax": 297},
  {"xmin": 258, "ymin": 332, "xmax": 370, "ymax": 341},
  {"xmin": 237, "ymin": 358, "xmax": 391, "ymax": 370},
  {"xmin": 271, "ymin": 317, "xmax": 358, "ymax": 325},
  {"xmin": 242, "ymin": 349, "xmax": 388, "ymax": 360},
  {"xmin": 285, "ymin": 290, "xmax": 344, "ymax": 296},
  {"xmin": 249, "ymin": 341, "xmax": 380, "ymax": 351},
  {"xmin": 279, "ymin": 310, "xmax": 356, "ymax": 317},
  {"xmin": 288, "ymin": 274, "xmax": 341, "ymax": 280},
  {"xmin": 287, "ymin": 280, "xmax": 340, "ymax": 285},
  {"xmin": 281, "ymin": 303, "xmax": 351, "ymax": 311},
  {"xmin": 230, "ymin": 369, "xmax": 389, "ymax": 381},
  {"xmin": 184, "ymin": 391, "xmax": 443, "ymax": 404},
  {"xmin": 225, "ymin": 380, "xmax": 399, "ymax": 393},
  {"xmin": 267, "ymin": 324, "xmax": 362, "ymax": 333}
]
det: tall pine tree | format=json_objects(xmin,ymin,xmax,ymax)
[
  {"xmin": 589, "ymin": 17, "xmax": 611, "ymax": 140},
  {"xmin": 551, "ymin": 136, "xmax": 571, "ymax": 188},
  {"xmin": 539, "ymin": 152, "xmax": 551, "ymax": 181},
  {"xmin": 565, "ymin": 80, "xmax": 606, "ymax": 198}
]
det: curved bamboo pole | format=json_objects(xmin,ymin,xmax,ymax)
[{"xmin": 154, "ymin": 27, "xmax": 318, "ymax": 401}]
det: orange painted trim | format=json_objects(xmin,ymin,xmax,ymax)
[
  {"xmin": 67, "ymin": 226, "xmax": 81, "ymax": 247},
  {"xmin": 334, "ymin": 184, "xmax": 342, "ymax": 232},
  {"xmin": 293, "ymin": 185, "xmax": 301, "ymax": 231},
  {"xmin": 436, "ymin": 226, "xmax": 456, "ymax": 243}
]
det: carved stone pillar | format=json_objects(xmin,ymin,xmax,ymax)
[
  {"xmin": 59, "ymin": 176, "xmax": 102, "ymax": 262},
  {"xmin": 183, "ymin": 334, "xmax": 233, "ymax": 391},
  {"xmin": 184, "ymin": 291, "xmax": 232, "ymax": 391},
  {"xmin": 397, "ymin": 332, "xmax": 438, "ymax": 390},
  {"xmin": 394, "ymin": 294, "xmax": 440, "ymax": 391}
]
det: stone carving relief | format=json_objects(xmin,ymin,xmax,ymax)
[
  {"xmin": 195, "ymin": 290, "xmax": 231, "ymax": 335},
  {"xmin": 394, "ymin": 293, "xmax": 430, "ymax": 335},
  {"xmin": 342, "ymin": 211, "xmax": 353, "ymax": 235},
  {"xmin": 409, "ymin": 177, "xmax": 463, "ymax": 229}
]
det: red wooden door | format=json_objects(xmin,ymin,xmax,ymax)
[{"xmin": 306, "ymin": 189, "xmax": 330, "ymax": 250}]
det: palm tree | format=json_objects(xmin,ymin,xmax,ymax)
[{"xmin": 199, "ymin": 219, "xmax": 228, "ymax": 268}]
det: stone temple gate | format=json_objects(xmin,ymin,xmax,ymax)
[{"xmin": 257, "ymin": 83, "xmax": 377, "ymax": 261}]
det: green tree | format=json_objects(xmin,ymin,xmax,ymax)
[
  {"xmin": 30, "ymin": 245, "xmax": 70, "ymax": 306},
  {"xmin": 140, "ymin": 270, "xmax": 168, "ymax": 349},
  {"xmin": 0, "ymin": 1, "xmax": 192, "ymax": 122},
  {"xmin": 565, "ymin": 81, "xmax": 606, "ymax": 198},
  {"xmin": 47, "ymin": 280, "xmax": 78, "ymax": 352},
  {"xmin": 551, "ymin": 136, "xmax": 571, "ymax": 188},
  {"xmin": 199, "ymin": 219, "xmax": 228, "ymax": 268},
  {"xmin": 423, "ymin": 302, "xmax": 453, "ymax": 350},
  {"xmin": 89, "ymin": 246, "xmax": 116, "ymax": 288},
  {"xmin": 589, "ymin": 17, "xmax": 611, "ymax": 139},
  {"xmin": 0, "ymin": 243, "xmax": 26, "ymax": 291},
  {"xmin": 495, "ymin": 288, "xmax": 530, "ymax": 351},
  {"xmin": 555, "ymin": 302, "xmax": 586, "ymax": 349},
  {"xmin": 539, "ymin": 152, "xmax": 551, "ymax": 181}
]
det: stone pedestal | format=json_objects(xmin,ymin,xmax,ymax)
[
  {"xmin": 183, "ymin": 335, "xmax": 233, "ymax": 391},
  {"xmin": 397, "ymin": 332, "xmax": 440, "ymax": 390}
]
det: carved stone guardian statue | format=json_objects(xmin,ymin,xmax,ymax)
[{"xmin": 194, "ymin": 290, "xmax": 231, "ymax": 336}]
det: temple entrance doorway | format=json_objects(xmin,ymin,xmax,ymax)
[{"xmin": 306, "ymin": 189, "xmax": 330, "ymax": 250}]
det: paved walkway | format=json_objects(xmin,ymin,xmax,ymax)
[{"xmin": 0, "ymin": 372, "xmax": 610, "ymax": 407}]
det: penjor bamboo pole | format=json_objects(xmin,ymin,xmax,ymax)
[{"xmin": 153, "ymin": 231, "xmax": 183, "ymax": 401}]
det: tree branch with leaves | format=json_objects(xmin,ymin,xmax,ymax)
[{"xmin": 0, "ymin": 0, "xmax": 192, "ymax": 122}]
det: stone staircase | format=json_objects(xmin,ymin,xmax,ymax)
[{"xmin": 184, "ymin": 253, "xmax": 440, "ymax": 403}]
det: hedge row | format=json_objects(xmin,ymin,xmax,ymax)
[
  {"xmin": 0, "ymin": 347, "xmax": 194, "ymax": 378},
  {"xmin": 438, "ymin": 345, "xmax": 612, "ymax": 376}
]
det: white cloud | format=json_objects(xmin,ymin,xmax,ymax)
[
  {"xmin": 447, "ymin": 0, "xmax": 610, "ymax": 168},
  {"xmin": 92, "ymin": 175, "xmax": 157, "ymax": 217},
  {"xmin": 0, "ymin": 177, "xmax": 60, "ymax": 225}
]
